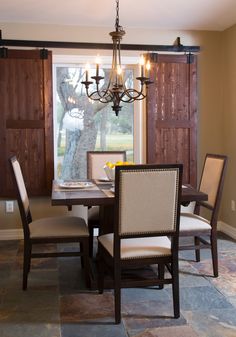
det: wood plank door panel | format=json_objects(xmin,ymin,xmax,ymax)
[
  {"xmin": 146, "ymin": 53, "xmax": 197, "ymax": 187},
  {"xmin": 0, "ymin": 50, "xmax": 53, "ymax": 197}
]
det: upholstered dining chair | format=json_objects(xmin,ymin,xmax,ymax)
[
  {"xmin": 179, "ymin": 153, "xmax": 228, "ymax": 277},
  {"xmin": 9, "ymin": 155, "xmax": 91, "ymax": 290},
  {"xmin": 87, "ymin": 151, "xmax": 126, "ymax": 257},
  {"xmin": 97, "ymin": 163, "xmax": 183, "ymax": 324}
]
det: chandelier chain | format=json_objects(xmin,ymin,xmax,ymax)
[{"xmin": 116, "ymin": 0, "xmax": 119, "ymax": 30}]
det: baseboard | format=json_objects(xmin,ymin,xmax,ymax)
[
  {"xmin": 218, "ymin": 221, "xmax": 236, "ymax": 240},
  {"xmin": 0, "ymin": 229, "xmax": 23, "ymax": 240}
]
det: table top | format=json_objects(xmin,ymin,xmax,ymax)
[{"xmin": 51, "ymin": 180, "xmax": 208, "ymax": 207}]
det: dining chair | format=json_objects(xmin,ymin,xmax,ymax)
[
  {"xmin": 9, "ymin": 155, "xmax": 91, "ymax": 290},
  {"xmin": 179, "ymin": 153, "xmax": 228, "ymax": 277},
  {"xmin": 97, "ymin": 163, "xmax": 183, "ymax": 324},
  {"xmin": 87, "ymin": 151, "xmax": 126, "ymax": 257}
]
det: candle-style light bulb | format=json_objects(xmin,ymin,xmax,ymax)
[
  {"xmin": 140, "ymin": 55, "xmax": 145, "ymax": 77},
  {"xmin": 85, "ymin": 63, "xmax": 90, "ymax": 81},
  {"xmin": 146, "ymin": 60, "xmax": 151, "ymax": 77},
  {"xmin": 116, "ymin": 65, "xmax": 122, "ymax": 86},
  {"xmin": 95, "ymin": 55, "xmax": 101, "ymax": 77}
]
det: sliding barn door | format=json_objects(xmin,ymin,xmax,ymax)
[
  {"xmin": 146, "ymin": 53, "xmax": 197, "ymax": 186},
  {"xmin": 0, "ymin": 49, "xmax": 53, "ymax": 197}
]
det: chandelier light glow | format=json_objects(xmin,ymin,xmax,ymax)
[{"xmin": 81, "ymin": 0, "xmax": 152, "ymax": 116}]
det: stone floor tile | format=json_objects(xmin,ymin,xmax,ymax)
[
  {"xmin": 2, "ymin": 288, "xmax": 59, "ymax": 312},
  {"xmin": 123, "ymin": 315, "xmax": 186, "ymax": 331},
  {"xmin": 178, "ymin": 286, "xmax": 233, "ymax": 311},
  {"xmin": 60, "ymin": 291, "xmax": 116, "ymax": 322},
  {"xmin": 7, "ymin": 268, "xmax": 59, "ymax": 291},
  {"xmin": 0, "ymin": 322, "xmax": 60, "ymax": 337},
  {"xmin": 0, "ymin": 308, "xmax": 59, "ymax": 324},
  {"xmin": 217, "ymin": 232, "xmax": 236, "ymax": 251},
  {"xmin": 15, "ymin": 242, "xmax": 58, "ymax": 270},
  {"xmin": 0, "ymin": 297, "xmax": 60, "ymax": 337},
  {"xmin": 178, "ymin": 264, "xmax": 211, "ymax": 288},
  {"xmin": 121, "ymin": 287, "xmax": 170, "ymax": 305},
  {"xmin": 0, "ymin": 263, "xmax": 12, "ymax": 287},
  {"xmin": 129, "ymin": 325, "xmax": 200, "ymax": 337},
  {"xmin": 183, "ymin": 308, "xmax": 236, "ymax": 337},
  {"xmin": 58, "ymin": 257, "xmax": 87, "ymax": 294},
  {"xmin": 123, "ymin": 299, "xmax": 186, "ymax": 330},
  {"xmin": 61, "ymin": 320, "xmax": 128, "ymax": 337},
  {"xmin": 0, "ymin": 241, "xmax": 19, "ymax": 261},
  {"xmin": 27, "ymin": 269, "xmax": 59, "ymax": 290},
  {"xmin": 208, "ymin": 274, "xmax": 236, "ymax": 297},
  {"xmin": 228, "ymin": 296, "xmax": 236, "ymax": 308},
  {"xmin": 192, "ymin": 255, "xmax": 236, "ymax": 277}
]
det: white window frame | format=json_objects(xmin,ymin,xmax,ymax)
[{"xmin": 53, "ymin": 54, "xmax": 144, "ymax": 177}]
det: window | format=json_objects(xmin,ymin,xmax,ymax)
[{"xmin": 53, "ymin": 55, "xmax": 142, "ymax": 180}]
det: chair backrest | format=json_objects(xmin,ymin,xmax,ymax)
[
  {"xmin": 114, "ymin": 164, "xmax": 182, "ymax": 238},
  {"xmin": 197, "ymin": 153, "xmax": 228, "ymax": 223},
  {"xmin": 87, "ymin": 151, "xmax": 126, "ymax": 180},
  {"xmin": 9, "ymin": 156, "xmax": 32, "ymax": 237}
]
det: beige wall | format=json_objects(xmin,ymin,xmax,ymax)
[
  {"xmin": 221, "ymin": 25, "xmax": 236, "ymax": 228},
  {"xmin": 0, "ymin": 197, "xmax": 87, "ymax": 230},
  {"xmin": 0, "ymin": 22, "xmax": 234, "ymax": 232}
]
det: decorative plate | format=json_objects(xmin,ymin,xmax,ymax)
[{"xmin": 59, "ymin": 182, "xmax": 94, "ymax": 189}]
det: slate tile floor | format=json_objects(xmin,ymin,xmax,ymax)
[{"xmin": 0, "ymin": 233, "xmax": 235, "ymax": 337}]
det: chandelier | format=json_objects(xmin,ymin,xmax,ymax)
[{"xmin": 81, "ymin": 0, "xmax": 152, "ymax": 116}]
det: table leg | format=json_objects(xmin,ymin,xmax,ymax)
[{"xmin": 99, "ymin": 204, "xmax": 115, "ymax": 235}]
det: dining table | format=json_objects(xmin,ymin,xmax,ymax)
[{"xmin": 51, "ymin": 179, "xmax": 208, "ymax": 234}]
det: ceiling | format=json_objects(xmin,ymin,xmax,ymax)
[{"xmin": 1, "ymin": 0, "xmax": 236, "ymax": 31}]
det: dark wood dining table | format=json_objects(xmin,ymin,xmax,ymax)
[{"xmin": 51, "ymin": 179, "xmax": 208, "ymax": 234}]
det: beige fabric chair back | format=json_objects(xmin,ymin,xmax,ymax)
[
  {"xmin": 199, "ymin": 155, "xmax": 227, "ymax": 208},
  {"xmin": 11, "ymin": 157, "xmax": 30, "ymax": 213},
  {"xmin": 116, "ymin": 165, "xmax": 182, "ymax": 236},
  {"xmin": 87, "ymin": 151, "xmax": 126, "ymax": 179}
]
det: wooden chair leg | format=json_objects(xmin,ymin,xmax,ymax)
[
  {"xmin": 158, "ymin": 263, "xmax": 165, "ymax": 289},
  {"xmin": 88, "ymin": 224, "xmax": 94, "ymax": 258},
  {"xmin": 97, "ymin": 246, "xmax": 105, "ymax": 294},
  {"xmin": 27, "ymin": 245, "xmax": 32, "ymax": 273},
  {"xmin": 114, "ymin": 267, "xmax": 121, "ymax": 324},
  {"xmin": 172, "ymin": 261, "xmax": 180, "ymax": 318},
  {"xmin": 194, "ymin": 236, "xmax": 200, "ymax": 262},
  {"xmin": 80, "ymin": 243, "xmax": 84, "ymax": 268},
  {"xmin": 23, "ymin": 242, "xmax": 31, "ymax": 291},
  {"xmin": 83, "ymin": 241, "xmax": 91, "ymax": 288},
  {"xmin": 211, "ymin": 233, "xmax": 218, "ymax": 277}
]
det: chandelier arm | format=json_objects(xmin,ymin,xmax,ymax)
[
  {"xmin": 121, "ymin": 94, "xmax": 146, "ymax": 102},
  {"xmin": 85, "ymin": 77, "xmax": 114, "ymax": 101},
  {"xmin": 99, "ymin": 93, "xmax": 114, "ymax": 103},
  {"xmin": 88, "ymin": 89, "xmax": 114, "ymax": 103},
  {"xmin": 95, "ymin": 82, "xmax": 112, "ymax": 99},
  {"xmin": 84, "ymin": 86, "xmax": 107, "ymax": 102},
  {"xmin": 120, "ymin": 88, "xmax": 147, "ymax": 102},
  {"xmin": 95, "ymin": 85, "xmax": 114, "ymax": 100}
]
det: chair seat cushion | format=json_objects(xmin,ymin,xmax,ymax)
[
  {"xmin": 29, "ymin": 216, "xmax": 89, "ymax": 239},
  {"xmin": 98, "ymin": 233, "xmax": 171, "ymax": 260},
  {"xmin": 88, "ymin": 206, "xmax": 100, "ymax": 222},
  {"xmin": 180, "ymin": 213, "xmax": 211, "ymax": 232}
]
